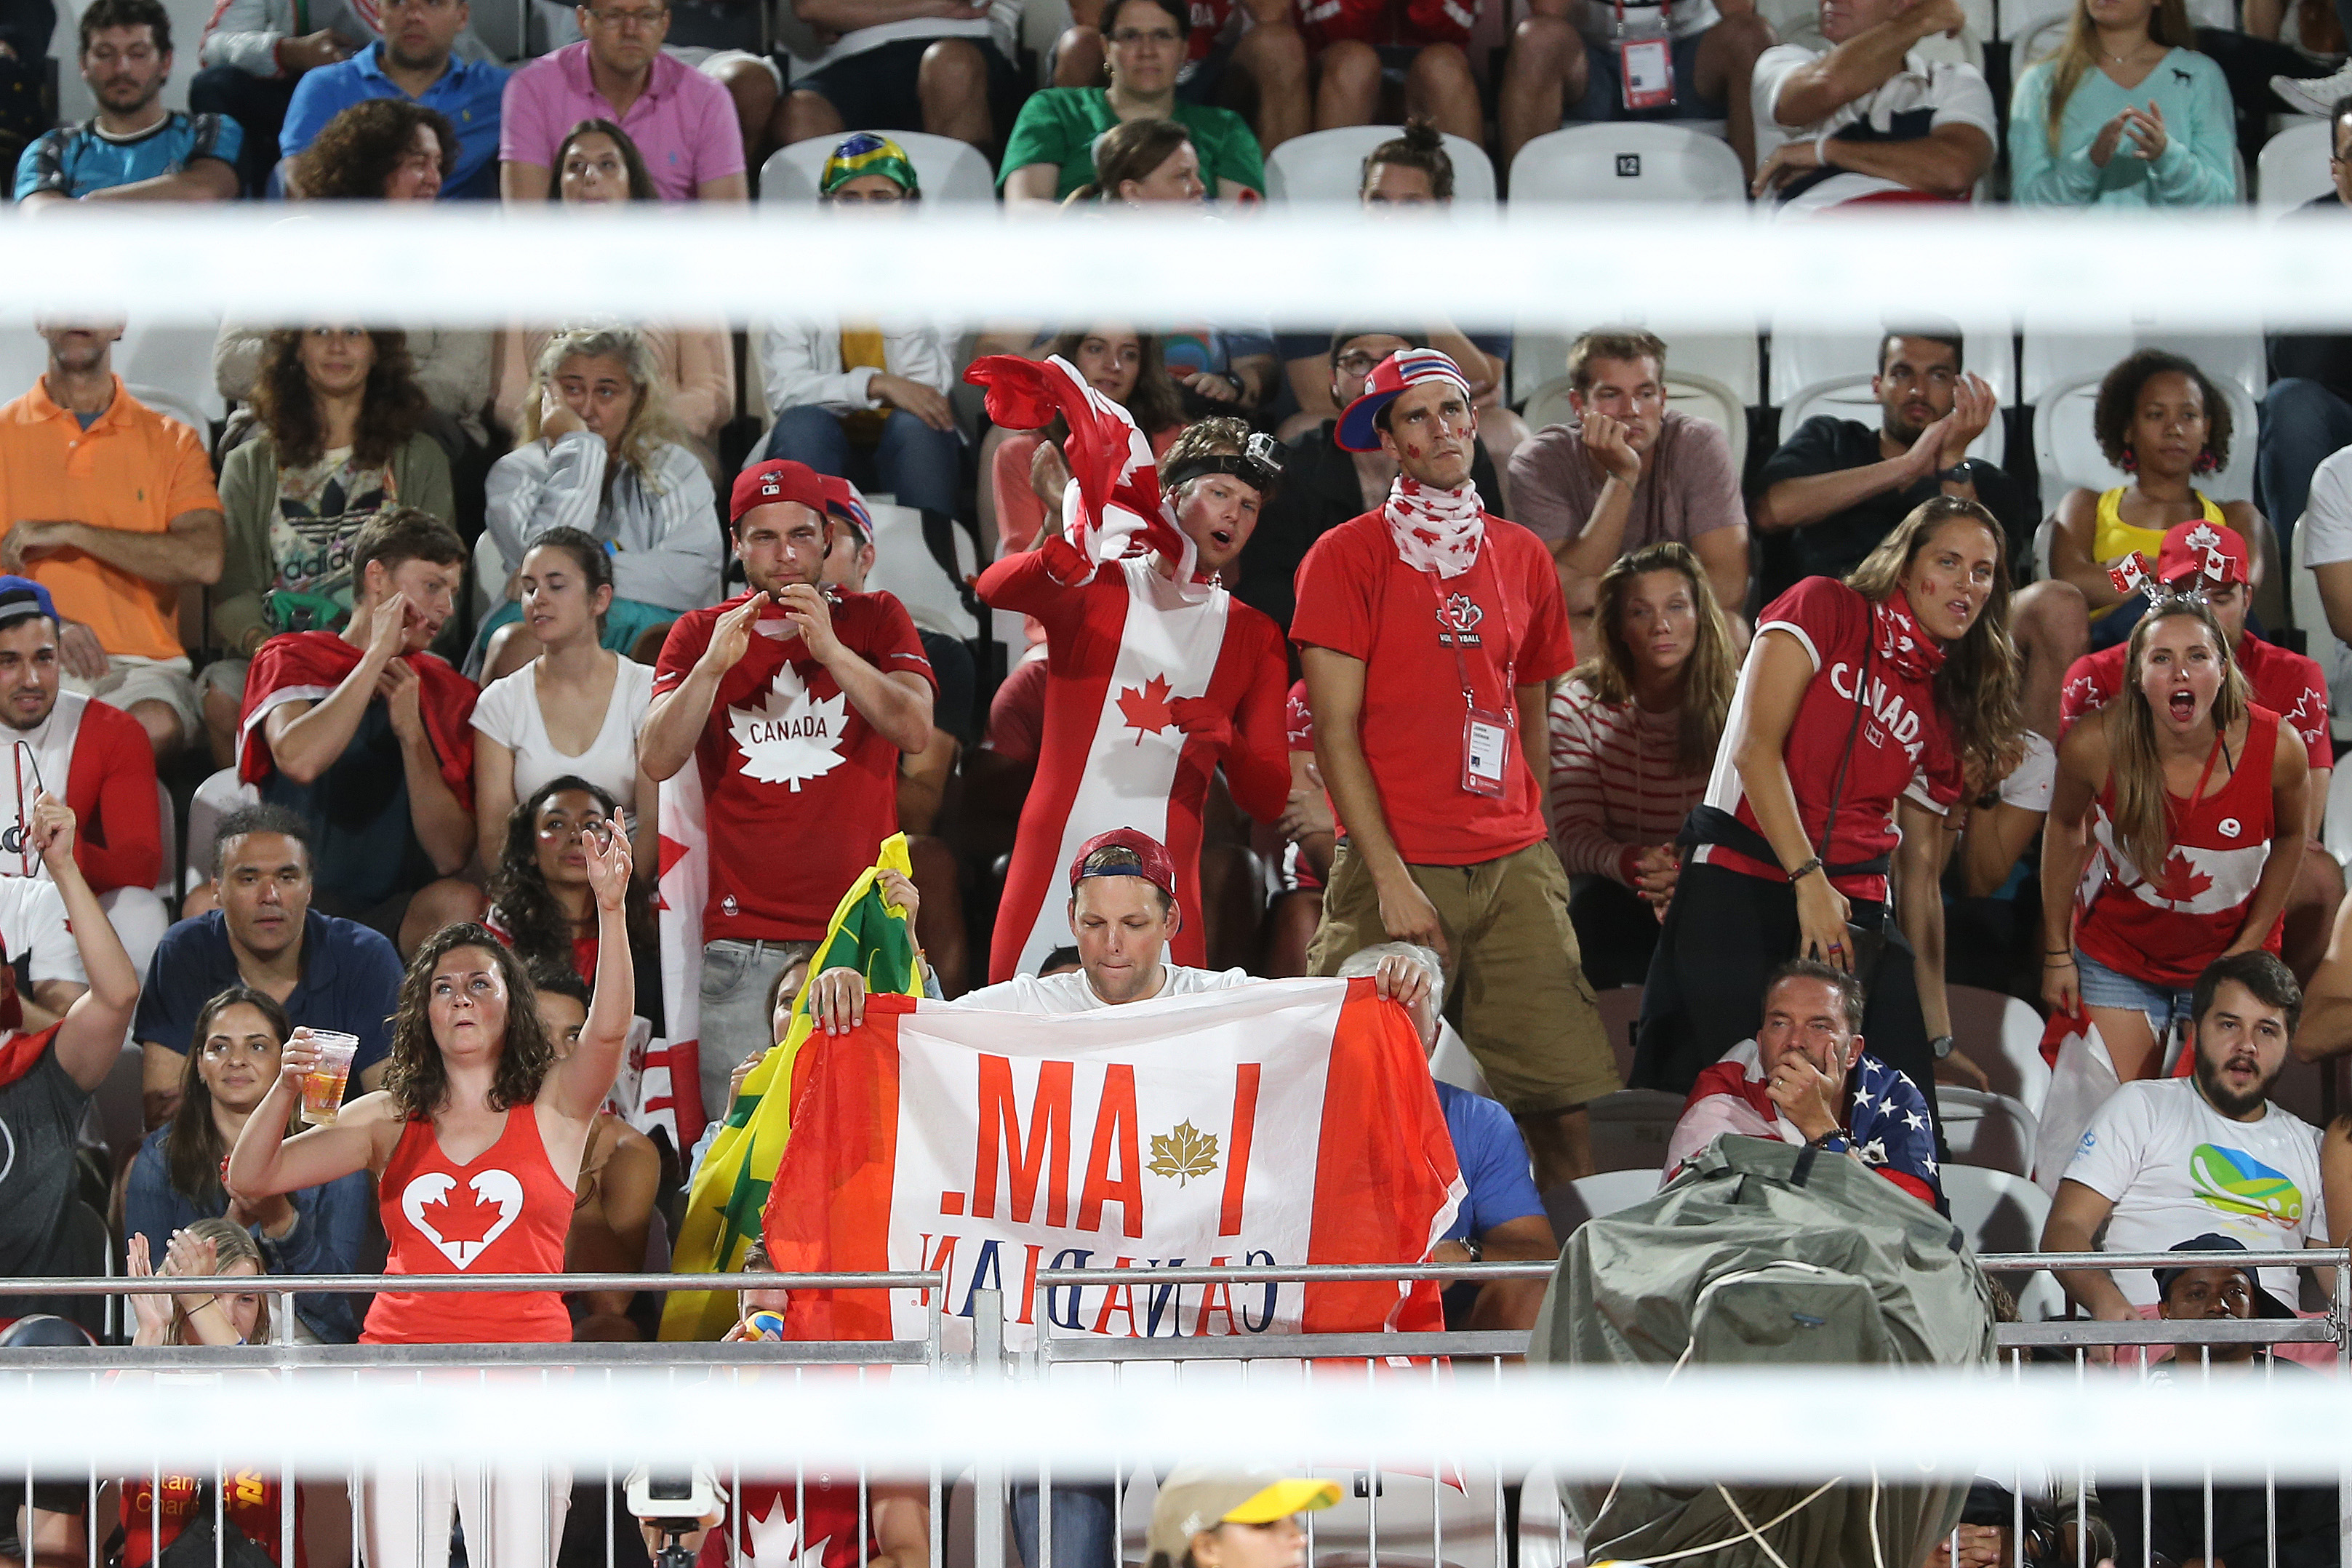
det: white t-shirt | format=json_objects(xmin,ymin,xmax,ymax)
[
  {"xmin": 1750, "ymin": 45, "xmax": 1996, "ymax": 215},
  {"xmin": 2295, "ymin": 445, "xmax": 2352, "ymax": 725},
  {"xmin": 952, "ymin": 964, "xmax": 1253, "ymax": 1014},
  {"xmin": 471, "ymin": 657, "xmax": 654, "ymax": 815},
  {"xmin": 0, "ymin": 876, "xmax": 87, "ymax": 988},
  {"xmin": 2061, "ymin": 1076, "xmax": 2327, "ymax": 1308},
  {"xmin": 1999, "ymin": 729, "xmax": 2057, "ymax": 814}
]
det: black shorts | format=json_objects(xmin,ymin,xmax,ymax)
[{"xmin": 791, "ymin": 35, "xmax": 1024, "ymax": 135}]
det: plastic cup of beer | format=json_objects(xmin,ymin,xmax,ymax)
[{"xmin": 299, "ymin": 1031, "xmax": 361, "ymax": 1127}]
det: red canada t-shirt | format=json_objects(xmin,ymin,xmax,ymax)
[
  {"xmin": 1289, "ymin": 512, "xmax": 1575, "ymax": 865},
  {"xmin": 2060, "ymin": 633, "xmax": 2332, "ymax": 772},
  {"xmin": 654, "ymin": 589, "xmax": 935, "ymax": 943},
  {"xmin": 1694, "ymin": 577, "xmax": 1963, "ymax": 902}
]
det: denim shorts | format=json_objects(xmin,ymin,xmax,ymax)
[{"xmin": 2075, "ymin": 947, "xmax": 2196, "ymax": 1039}]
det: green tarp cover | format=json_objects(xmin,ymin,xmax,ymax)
[{"xmin": 1528, "ymin": 1134, "xmax": 1996, "ymax": 1567}]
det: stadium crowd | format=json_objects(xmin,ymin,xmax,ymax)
[{"xmin": 2, "ymin": 0, "xmax": 2352, "ymax": 1558}]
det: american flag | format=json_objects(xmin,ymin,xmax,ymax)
[{"xmin": 1665, "ymin": 1040, "xmax": 1943, "ymax": 1209}]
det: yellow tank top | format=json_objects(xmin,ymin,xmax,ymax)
[{"xmin": 2092, "ymin": 486, "xmax": 2224, "ymax": 565}]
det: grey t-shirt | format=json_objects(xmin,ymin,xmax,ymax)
[
  {"xmin": 0, "ymin": 1040, "xmax": 93, "ymax": 1292},
  {"xmin": 1507, "ymin": 407, "xmax": 1745, "ymax": 553}
]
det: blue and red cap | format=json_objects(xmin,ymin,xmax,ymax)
[{"xmin": 1335, "ymin": 348, "xmax": 1473, "ymax": 453}]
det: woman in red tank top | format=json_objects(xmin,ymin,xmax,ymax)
[
  {"xmin": 2044, "ymin": 597, "xmax": 2311, "ymax": 1083},
  {"xmin": 226, "ymin": 815, "xmax": 636, "ymax": 1568}
]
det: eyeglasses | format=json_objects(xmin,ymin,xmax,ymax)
[
  {"xmin": 1108, "ymin": 26, "xmax": 1182, "ymax": 43},
  {"xmin": 1335, "ymin": 352, "xmax": 1386, "ymax": 375},
  {"xmin": 583, "ymin": 4, "xmax": 667, "ymax": 26}
]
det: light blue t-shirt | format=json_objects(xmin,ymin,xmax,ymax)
[{"xmin": 15, "ymin": 111, "xmax": 241, "ymax": 199}]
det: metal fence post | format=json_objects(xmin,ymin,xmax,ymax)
[{"xmin": 972, "ymin": 1289, "xmax": 1008, "ymax": 1568}]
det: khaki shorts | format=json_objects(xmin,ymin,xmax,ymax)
[
  {"xmin": 65, "ymin": 654, "xmax": 200, "ymax": 740},
  {"xmin": 1307, "ymin": 839, "xmax": 1620, "ymax": 1116}
]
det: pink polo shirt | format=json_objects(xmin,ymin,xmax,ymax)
[{"xmin": 498, "ymin": 43, "xmax": 745, "ymax": 201}]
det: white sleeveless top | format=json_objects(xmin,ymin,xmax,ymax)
[{"xmin": 470, "ymin": 657, "xmax": 654, "ymax": 812}]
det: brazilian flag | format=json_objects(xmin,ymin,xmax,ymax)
[{"xmin": 657, "ymin": 833, "xmax": 924, "ymax": 1340}]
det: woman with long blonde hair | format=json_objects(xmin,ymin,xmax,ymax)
[
  {"xmin": 1633, "ymin": 496, "xmax": 2025, "ymax": 1106},
  {"xmin": 2042, "ymin": 594, "xmax": 2308, "ymax": 1082},
  {"xmin": 480, "ymin": 324, "xmax": 724, "ymax": 678},
  {"xmin": 1548, "ymin": 540, "xmax": 1738, "ymax": 987},
  {"xmin": 2009, "ymin": 0, "xmax": 2235, "ymax": 207}
]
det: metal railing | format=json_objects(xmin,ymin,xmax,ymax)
[{"xmin": 4, "ymin": 1250, "xmax": 2345, "ymax": 1568}]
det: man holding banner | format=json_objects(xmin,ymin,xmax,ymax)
[
  {"xmin": 796, "ymin": 824, "xmax": 1453, "ymax": 1568},
  {"xmin": 809, "ymin": 827, "xmax": 1433, "ymax": 1025}
]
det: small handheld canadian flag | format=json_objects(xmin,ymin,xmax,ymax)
[{"xmin": 2107, "ymin": 551, "xmax": 2158, "ymax": 606}]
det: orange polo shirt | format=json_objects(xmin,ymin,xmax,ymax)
[{"xmin": 0, "ymin": 375, "xmax": 219, "ymax": 661}]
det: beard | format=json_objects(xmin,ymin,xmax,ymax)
[{"xmin": 2193, "ymin": 1046, "xmax": 2282, "ymax": 1119}]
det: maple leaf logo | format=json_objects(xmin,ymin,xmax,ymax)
[
  {"xmin": 2151, "ymin": 848, "xmax": 2215, "ymax": 908},
  {"xmin": 1116, "ymin": 674, "xmax": 1176, "ymax": 745},
  {"xmin": 1147, "ymin": 1119, "xmax": 1219, "ymax": 1185},
  {"xmin": 399, "ymin": 1169, "xmax": 524, "ymax": 1268},
  {"xmin": 729, "ymin": 664, "xmax": 849, "ymax": 791}
]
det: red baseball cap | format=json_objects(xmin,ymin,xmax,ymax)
[
  {"xmin": 2156, "ymin": 519, "xmax": 2250, "ymax": 588},
  {"xmin": 730, "ymin": 459, "xmax": 828, "ymax": 525},
  {"xmin": 1066, "ymin": 827, "xmax": 1177, "ymax": 905},
  {"xmin": 1335, "ymin": 348, "xmax": 1473, "ymax": 452},
  {"xmin": 819, "ymin": 475, "xmax": 875, "ymax": 545}
]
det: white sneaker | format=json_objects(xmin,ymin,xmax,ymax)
[{"xmin": 2272, "ymin": 62, "xmax": 2352, "ymax": 116}]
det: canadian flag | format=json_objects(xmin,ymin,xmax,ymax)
[{"xmin": 765, "ymin": 980, "xmax": 1465, "ymax": 1347}]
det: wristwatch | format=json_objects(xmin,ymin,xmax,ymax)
[
  {"xmin": 1937, "ymin": 461, "xmax": 1976, "ymax": 486},
  {"xmin": 1462, "ymin": 1236, "xmax": 1484, "ymax": 1263},
  {"xmin": 1929, "ymin": 1033, "xmax": 1956, "ymax": 1060}
]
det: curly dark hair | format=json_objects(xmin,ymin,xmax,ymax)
[
  {"xmin": 249, "ymin": 328, "xmax": 430, "ymax": 470},
  {"xmin": 298, "ymin": 99, "xmax": 458, "ymax": 200},
  {"xmin": 1045, "ymin": 327, "xmax": 1184, "ymax": 437},
  {"xmin": 487, "ymin": 776, "xmax": 653, "ymax": 977},
  {"xmin": 383, "ymin": 923, "xmax": 554, "ymax": 1121},
  {"xmin": 2093, "ymin": 348, "xmax": 2232, "ymax": 473}
]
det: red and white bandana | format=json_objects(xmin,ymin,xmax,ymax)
[
  {"xmin": 1383, "ymin": 474, "xmax": 1486, "ymax": 580},
  {"xmin": 1870, "ymin": 591, "xmax": 1946, "ymax": 684}
]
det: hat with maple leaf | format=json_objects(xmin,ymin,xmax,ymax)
[
  {"xmin": 1335, "ymin": 348, "xmax": 1472, "ymax": 454},
  {"xmin": 731, "ymin": 459, "xmax": 829, "ymax": 526},
  {"xmin": 1145, "ymin": 1467, "xmax": 1341, "ymax": 1568},
  {"xmin": 1067, "ymin": 825, "xmax": 1177, "ymax": 905},
  {"xmin": 819, "ymin": 475, "xmax": 875, "ymax": 545},
  {"xmin": 2156, "ymin": 520, "xmax": 2249, "ymax": 588}
]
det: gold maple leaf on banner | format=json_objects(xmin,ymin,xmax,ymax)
[{"xmin": 1147, "ymin": 1119, "xmax": 1220, "ymax": 1185}]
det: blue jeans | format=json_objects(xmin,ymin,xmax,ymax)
[
  {"xmin": 764, "ymin": 405, "xmax": 962, "ymax": 519},
  {"xmin": 2256, "ymin": 378, "xmax": 2352, "ymax": 556},
  {"xmin": 1010, "ymin": 1481, "xmax": 1119, "ymax": 1568}
]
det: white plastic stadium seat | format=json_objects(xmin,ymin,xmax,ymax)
[
  {"xmin": 2032, "ymin": 370, "xmax": 2260, "ymax": 512},
  {"xmin": 1778, "ymin": 372, "xmax": 2003, "ymax": 468},
  {"xmin": 2260, "ymin": 119, "xmax": 2337, "ymax": 215},
  {"xmin": 2289, "ymin": 520, "xmax": 2352, "ymax": 743},
  {"xmin": 1263, "ymin": 126, "xmax": 1497, "ymax": 205},
  {"xmin": 1998, "ymin": 0, "xmax": 2070, "ymax": 38},
  {"xmin": 1584, "ymin": 1087, "xmax": 1685, "ymax": 1174},
  {"xmin": 2325, "ymin": 758, "xmax": 2352, "ymax": 866},
  {"xmin": 866, "ymin": 501, "xmax": 979, "ymax": 641},
  {"xmin": 1941, "ymin": 1166, "xmax": 2065, "ymax": 1319},
  {"xmin": 1510, "ymin": 323, "xmax": 1760, "ymax": 408},
  {"xmin": 1505, "ymin": 123, "xmax": 1745, "ymax": 205},
  {"xmin": 1767, "ymin": 317, "xmax": 2016, "ymax": 406},
  {"xmin": 2020, "ymin": 324, "xmax": 2267, "ymax": 404},
  {"xmin": 1945, "ymin": 983, "xmax": 2054, "ymax": 1117},
  {"xmin": 1022, "ymin": 0, "xmax": 1076, "ymax": 86},
  {"xmin": 1593, "ymin": 984, "xmax": 1641, "ymax": 1086},
  {"xmin": 1937, "ymin": 1087, "xmax": 2038, "ymax": 1177},
  {"xmin": 1540, "ymin": 1167, "xmax": 1663, "ymax": 1243},
  {"xmin": 118, "ymin": 320, "xmax": 228, "ymax": 425},
  {"xmin": 760, "ymin": 132, "xmax": 999, "ymax": 207}
]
